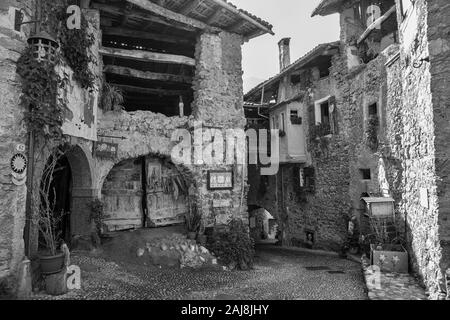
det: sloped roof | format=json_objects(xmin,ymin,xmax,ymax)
[
  {"xmin": 150, "ymin": 0, "xmax": 274, "ymax": 38},
  {"xmin": 244, "ymin": 41, "xmax": 340, "ymax": 101},
  {"xmin": 220, "ymin": 0, "xmax": 273, "ymax": 31},
  {"xmin": 311, "ymin": 0, "xmax": 346, "ymax": 17}
]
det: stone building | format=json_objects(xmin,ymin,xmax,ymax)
[
  {"xmin": 0, "ymin": 0, "xmax": 273, "ymax": 296},
  {"xmin": 245, "ymin": 40, "xmax": 349, "ymax": 250},
  {"xmin": 245, "ymin": 0, "xmax": 450, "ymax": 299},
  {"xmin": 313, "ymin": 0, "xmax": 450, "ymax": 301}
]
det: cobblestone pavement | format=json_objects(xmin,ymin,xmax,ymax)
[
  {"xmin": 32, "ymin": 246, "xmax": 367, "ymax": 300},
  {"xmin": 362, "ymin": 257, "xmax": 428, "ymax": 300}
]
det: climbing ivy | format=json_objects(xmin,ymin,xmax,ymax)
[
  {"xmin": 41, "ymin": 0, "xmax": 97, "ymax": 89},
  {"xmin": 17, "ymin": 47, "xmax": 66, "ymax": 140},
  {"xmin": 17, "ymin": 0, "xmax": 97, "ymax": 140},
  {"xmin": 366, "ymin": 116, "xmax": 379, "ymax": 152}
]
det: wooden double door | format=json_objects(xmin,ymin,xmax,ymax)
[{"xmin": 102, "ymin": 156, "xmax": 188, "ymax": 232}]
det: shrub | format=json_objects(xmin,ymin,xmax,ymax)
[
  {"xmin": 0, "ymin": 276, "xmax": 17, "ymax": 300},
  {"xmin": 207, "ymin": 219, "xmax": 255, "ymax": 270},
  {"xmin": 89, "ymin": 198, "xmax": 105, "ymax": 234}
]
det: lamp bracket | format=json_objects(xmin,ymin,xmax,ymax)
[{"xmin": 14, "ymin": 9, "xmax": 41, "ymax": 32}]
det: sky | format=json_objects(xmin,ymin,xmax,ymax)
[{"xmin": 230, "ymin": 0, "xmax": 340, "ymax": 93}]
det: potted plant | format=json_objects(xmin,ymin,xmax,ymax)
[
  {"xmin": 186, "ymin": 201, "xmax": 201, "ymax": 240},
  {"xmin": 33, "ymin": 151, "xmax": 67, "ymax": 275},
  {"xmin": 37, "ymin": 209, "xmax": 66, "ymax": 275},
  {"xmin": 367, "ymin": 215, "xmax": 409, "ymax": 273}
]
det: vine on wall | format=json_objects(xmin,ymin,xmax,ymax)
[
  {"xmin": 17, "ymin": 47, "xmax": 66, "ymax": 140},
  {"xmin": 41, "ymin": 0, "xmax": 97, "ymax": 90},
  {"xmin": 17, "ymin": 0, "xmax": 97, "ymax": 140},
  {"xmin": 366, "ymin": 116, "xmax": 379, "ymax": 151}
]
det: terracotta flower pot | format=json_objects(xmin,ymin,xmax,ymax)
[{"xmin": 39, "ymin": 252, "xmax": 65, "ymax": 275}]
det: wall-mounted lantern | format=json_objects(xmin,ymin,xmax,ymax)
[{"xmin": 27, "ymin": 31, "xmax": 59, "ymax": 64}]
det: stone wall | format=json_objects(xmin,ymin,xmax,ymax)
[
  {"xmin": 95, "ymin": 31, "xmax": 248, "ymax": 230},
  {"xmin": 427, "ymin": 0, "xmax": 450, "ymax": 277},
  {"xmin": 190, "ymin": 31, "xmax": 248, "ymax": 227},
  {"xmin": 0, "ymin": 0, "xmax": 35, "ymax": 286}
]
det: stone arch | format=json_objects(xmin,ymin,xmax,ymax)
[
  {"xmin": 63, "ymin": 144, "xmax": 96, "ymax": 239},
  {"xmin": 30, "ymin": 142, "xmax": 96, "ymax": 254}
]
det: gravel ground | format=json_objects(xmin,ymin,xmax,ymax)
[{"xmin": 32, "ymin": 246, "xmax": 367, "ymax": 300}]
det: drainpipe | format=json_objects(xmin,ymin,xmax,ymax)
[
  {"xmin": 258, "ymin": 86, "xmax": 269, "ymax": 120},
  {"xmin": 24, "ymin": 1, "xmax": 40, "ymax": 258},
  {"xmin": 24, "ymin": 131, "xmax": 34, "ymax": 257}
]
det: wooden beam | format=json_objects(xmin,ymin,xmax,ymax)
[
  {"xmin": 206, "ymin": 7, "xmax": 225, "ymax": 25},
  {"xmin": 228, "ymin": 19, "xmax": 247, "ymax": 33},
  {"xmin": 112, "ymin": 84, "xmax": 189, "ymax": 96},
  {"xmin": 179, "ymin": 0, "xmax": 202, "ymax": 16},
  {"xmin": 99, "ymin": 46, "xmax": 196, "ymax": 66},
  {"xmin": 125, "ymin": 0, "xmax": 219, "ymax": 32},
  {"xmin": 104, "ymin": 65, "xmax": 192, "ymax": 83},
  {"xmin": 92, "ymin": 2, "xmax": 196, "ymax": 32},
  {"xmin": 102, "ymin": 26, "xmax": 192, "ymax": 45}
]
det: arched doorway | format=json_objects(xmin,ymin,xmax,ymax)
[
  {"xmin": 38, "ymin": 145, "xmax": 94, "ymax": 249},
  {"xmin": 249, "ymin": 206, "xmax": 279, "ymax": 244}
]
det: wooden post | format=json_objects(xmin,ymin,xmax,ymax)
[
  {"xmin": 179, "ymin": 96, "xmax": 184, "ymax": 117},
  {"xmin": 446, "ymin": 269, "xmax": 450, "ymax": 300}
]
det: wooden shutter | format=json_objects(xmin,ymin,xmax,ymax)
[
  {"xmin": 308, "ymin": 104, "xmax": 316, "ymax": 139},
  {"xmin": 328, "ymin": 96, "xmax": 338, "ymax": 134}
]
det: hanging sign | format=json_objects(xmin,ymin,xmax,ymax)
[{"xmin": 93, "ymin": 141, "xmax": 118, "ymax": 159}]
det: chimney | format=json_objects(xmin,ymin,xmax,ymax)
[{"xmin": 278, "ymin": 38, "xmax": 291, "ymax": 71}]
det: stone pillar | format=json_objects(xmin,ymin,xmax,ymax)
[
  {"xmin": 0, "ymin": 0, "xmax": 35, "ymax": 285},
  {"xmin": 191, "ymin": 31, "xmax": 248, "ymax": 228}
]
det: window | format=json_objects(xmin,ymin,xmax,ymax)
[
  {"xmin": 290, "ymin": 109, "xmax": 302, "ymax": 125},
  {"xmin": 303, "ymin": 167, "xmax": 315, "ymax": 192},
  {"xmin": 368, "ymin": 103, "xmax": 378, "ymax": 116},
  {"xmin": 318, "ymin": 101, "xmax": 331, "ymax": 135},
  {"xmin": 320, "ymin": 102, "xmax": 330, "ymax": 125},
  {"xmin": 280, "ymin": 113, "xmax": 285, "ymax": 132},
  {"xmin": 360, "ymin": 169, "xmax": 371, "ymax": 180},
  {"xmin": 314, "ymin": 96, "xmax": 336, "ymax": 137},
  {"xmin": 290, "ymin": 74, "xmax": 301, "ymax": 85}
]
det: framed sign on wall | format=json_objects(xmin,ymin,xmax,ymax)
[
  {"xmin": 93, "ymin": 141, "xmax": 118, "ymax": 159},
  {"xmin": 207, "ymin": 170, "xmax": 234, "ymax": 190}
]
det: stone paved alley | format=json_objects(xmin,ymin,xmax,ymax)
[{"xmin": 32, "ymin": 247, "xmax": 367, "ymax": 300}]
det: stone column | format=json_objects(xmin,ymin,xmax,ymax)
[
  {"xmin": 191, "ymin": 31, "xmax": 248, "ymax": 228},
  {"xmin": 0, "ymin": 0, "xmax": 35, "ymax": 283}
]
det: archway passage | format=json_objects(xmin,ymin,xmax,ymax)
[
  {"xmin": 38, "ymin": 153, "xmax": 73, "ymax": 252},
  {"xmin": 101, "ymin": 155, "xmax": 189, "ymax": 233},
  {"xmin": 49, "ymin": 154, "xmax": 72, "ymax": 244},
  {"xmin": 37, "ymin": 145, "xmax": 95, "ymax": 251},
  {"xmin": 249, "ymin": 206, "xmax": 279, "ymax": 244}
]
